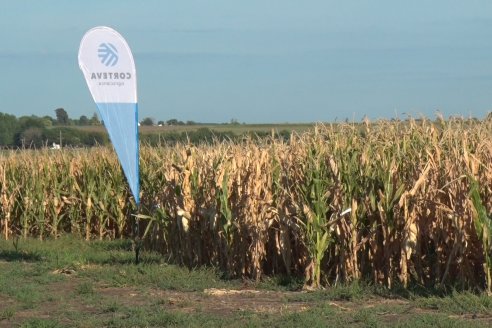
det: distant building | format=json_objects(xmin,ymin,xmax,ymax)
[{"xmin": 50, "ymin": 142, "xmax": 61, "ymax": 150}]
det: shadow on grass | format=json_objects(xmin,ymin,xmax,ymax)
[
  {"xmin": 85, "ymin": 252, "xmax": 163, "ymax": 266},
  {"xmin": 282, "ymin": 279, "xmax": 492, "ymax": 305},
  {"xmin": 90, "ymin": 239, "xmax": 133, "ymax": 252},
  {"xmin": 96, "ymin": 258, "xmax": 162, "ymax": 266},
  {"xmin": 385, "ymin": 282, "xmax": 489, "ymax": 299},
  {"xmin": 0, "ymin": 250, "xmax": 42, "ymax": 262}
]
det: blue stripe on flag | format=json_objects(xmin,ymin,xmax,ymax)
[{"xmin": 96, "ymin": 102, "xmax": 140, "ymax": 204}]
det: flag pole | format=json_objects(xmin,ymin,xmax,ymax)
[
  {"xmin": 133, "ymin": 203, "xmax": 141, "ymax": 265},
  {"xmin": 133, "ymin": 103, "xmax": 140, "ymax": 265}
]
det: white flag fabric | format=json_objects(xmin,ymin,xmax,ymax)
[{"xmin": 78, "ymin": 26, "xmax": 140, "ymax": 204}]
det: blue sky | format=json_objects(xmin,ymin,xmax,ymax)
[{"xmin": 1, "ymin": 1, "xmax": 492, "ymax": 123}]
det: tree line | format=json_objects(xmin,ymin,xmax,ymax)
[
  {"xmin": 0, "ymin": 109, "xmax": 106, "ymax": 148},
  {"xmin": 0, "ymin": 109, "xmax": 281, "ymax": 148}
]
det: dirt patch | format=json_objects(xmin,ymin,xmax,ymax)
[
  {"xmin": 0, "ymin": 294, "xmax": 17, "ymax": 311},
  {"xmin": 2, "ymin": 276, "xmax": 492, "ymax": 326},
  {"xmin": 0, "ymin": 277, "xmax": 102, "ymax": 327},
  {"xmin": 95, "ymin": 286, "xmax": 314, "ymax": 315}
]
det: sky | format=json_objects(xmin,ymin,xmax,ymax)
[{"xmin": 1, "ymin": 1, "xmax": 492, "ymax": 123}]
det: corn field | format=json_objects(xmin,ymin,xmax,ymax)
[{"xmin": 1, "ymin": 118, "xmax": 491, "ymax": 290}]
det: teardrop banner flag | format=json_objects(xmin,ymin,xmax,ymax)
[{"xmin": 78, "ymin": 26, "xmax": 140, "ymax": 204}]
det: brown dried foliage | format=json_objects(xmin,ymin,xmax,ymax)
[{"xmin": 0, "ymin": 118, "xmax": 491, "ymax": 289}]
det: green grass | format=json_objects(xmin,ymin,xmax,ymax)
[
  {"xmin": 20, "ymin": 319, "xmax": 63, "ymax": 328},
  {"xmin": 0, "ymin": 235, "xmax": 491, "ymax": 327},
  {"xmin": 417, "ymin": 291, "xmax": 492, "ymax": 315}
]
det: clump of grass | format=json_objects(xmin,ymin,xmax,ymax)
[
  {"xmin": 0, "ymin": 307, "xmax": 15, "ymax": 320},
  {"xmin": 20, "ymin": 318, "xmax": 62, "ymax": 328},
  {"xmin": 75, "ymin": 281, "xmax": 94, "ymax": 295}
]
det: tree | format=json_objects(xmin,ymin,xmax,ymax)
[
  {"xmin": 18, "ymin": 116, "xmax": 45, "ymax": 129},
  {"xmin": 90, "ymin": 112, "xmax": 101, "ymax": 125},
  {"xmin": 14, "ymin": 116, "xmax": 48, "ymax": 147},
  {"xmin": 141, "ymin": 117, "xmax": 155, "ymax": 126},
  {"xmin": 166, "ymin": 119, "xmax": 178, "ymax": 126},
  {"xmin": 19, "ymin": 127, "xmax": 44, "ymax": 148},
  {"xmin": 79, "ymin": 115, "xmax": 89, "ymax": 125},
  {"xmin": 0, "ymin": 113, "xmax": 19, "ymax": 146},
  {"xmin": 41, "ymin": 118, "xmax": 53, "ymax": 128},
  {"xmin": 42, "ymin": 116, "xmax": 54, "ymax": 127},
  {"xmin": 55, "ymin": 108, "xmax": 69, "ymax": 125}
]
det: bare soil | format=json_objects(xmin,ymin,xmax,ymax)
[{"xmin": 2, "ymin": 274, "xmax": 492, "ymax": 327}]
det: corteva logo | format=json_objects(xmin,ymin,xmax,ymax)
[{"xmin": 98, "ymin": 43, "xmax": 118, "ymax": 67}]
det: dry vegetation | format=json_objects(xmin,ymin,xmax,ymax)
[{"xmin": 1, "ymin": 117, "xmax": 491, "ymax": 291}]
